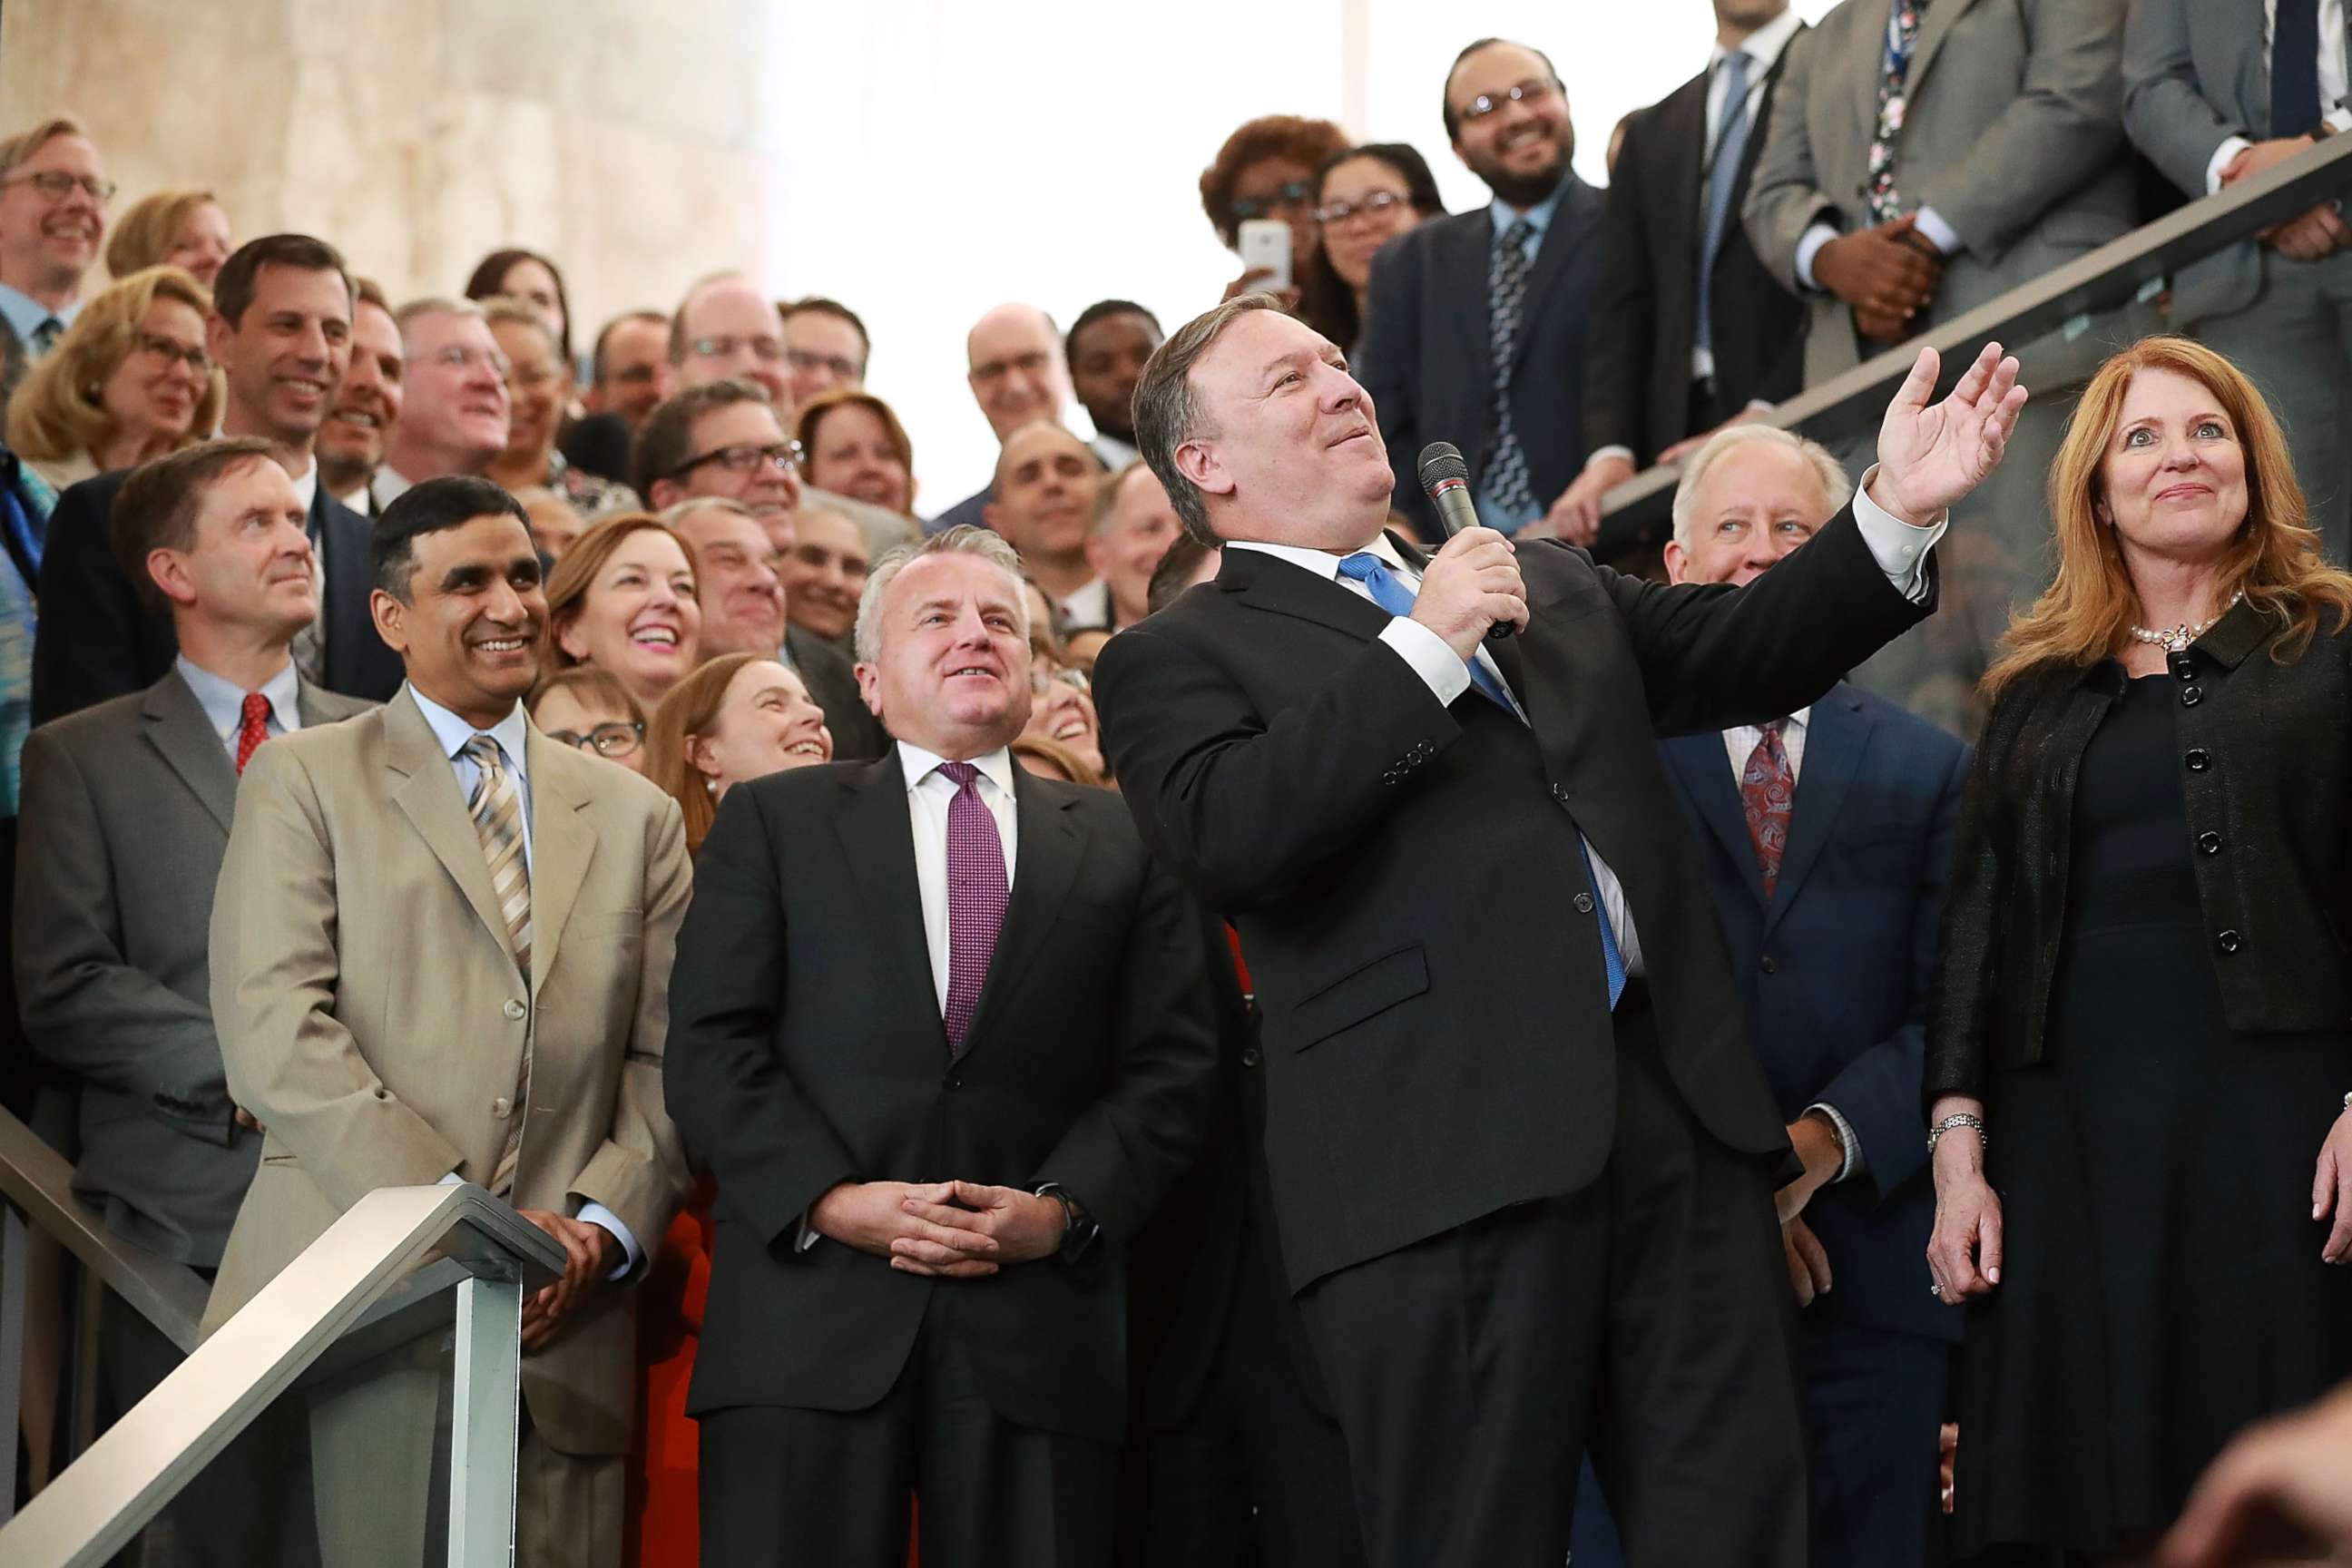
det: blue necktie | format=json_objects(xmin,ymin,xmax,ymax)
[
  {"xmin": 1336, "ymin": 551, "xmax": 1627, "ymax": 1007},
  {"xmin": 1697, "ymin": 49, "xmax": 1753, "ymax": 359},
  {"xmin": 2273, "ymin": 0, "xmax": 2324, "ymax": 139}
]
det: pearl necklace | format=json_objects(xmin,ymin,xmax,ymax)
[{"xmin": 2127, "ymin": 589, "xmax": 2244, "ymax": 655}]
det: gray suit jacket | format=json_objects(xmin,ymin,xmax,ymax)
[
  {"xmin": 14, "ymin": 668, "xmax": 370, "ymax": 1267},
  {"xmin": 1745, "ymin": 0, "xmax": 2136, "ymax": 386},
  {"xmin": 2124, "ymin": 0, "xmax": 2352, "ymax": 321}
]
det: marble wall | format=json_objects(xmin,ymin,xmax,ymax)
[{"xmin": 0, "ymin": 0, "xmax": 780, "ymax": 350}]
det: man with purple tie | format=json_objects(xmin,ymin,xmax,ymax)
[{"xmin": 663, "ymin": 524, "xmax": 1218, "ymax": 1568}]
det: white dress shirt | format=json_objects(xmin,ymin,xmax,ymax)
[
  {"xmin": 897, "ymin": 740, "xmax": 1021, "ymax": 1015},
  {"xmin": 2206, "ymin": 0, "xmax": 2352, "ymax": 192},
  {"xmin": 1056, "ymin": 577, "xmax": 1113, "ymax": 633},
  {"xmin": 1226, "ymin": 481, "xmax": 1945, "ymax": 980},
  {"xmin": 408, "ymin": 686, "xmax": 639, "ymax": 1272},
  {"xmin": 371, "ymin": 465, "xmax": 416, "ymax": 514},
  {"xmin": 176, "ymin": 654, "xmax": 303, "ymax": 759}
]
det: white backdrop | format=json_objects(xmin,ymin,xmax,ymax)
[{"xmin": 759, "ymin": 1, "xmax": 1842, "ymax": 511}]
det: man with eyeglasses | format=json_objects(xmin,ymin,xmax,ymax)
[
  {"xmin": 369, "ymin": 298, "xmax": 513, "ymax": 514},
  {"xmin": 779, "ymin": 296, "xmax": 870, "ymax": 410},
  {"xmin": 671, "ymin": 271, "xmax": 793, "ymax": 413},
  {"xmin": 926, "ymin": 302, "xmax": 1073, "ymax": 537},
  {"xmin": 0, "ymin": 114, "xmax": 111, "ymax": 407},
  {"xmin": 1356, "ymin": 39, "xmax": 1606, "ymax": 543},
  {"xmin": 31, "ymin": 235, "xmax": 405, "ymax": 726},
  {"xmin": 1066, "ymin": 300, "xmax": 1164, "ymax": 469},
  {"xmin": 635, "ymin": 379, "xmax": 802, "ymax": 528}
]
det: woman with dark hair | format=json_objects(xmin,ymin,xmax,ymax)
[
  {"xmin": 1308, "ymin": 142, "xmax": 1446, "ymax": 354},
  {"xmin": 465, "ymin": 246, "xmax": 573, "ymax": 367},
  {"xmin": 1927, "ymin": 336, "xmax": 2352, "ymax": 1562},
  {"xmin": 1198, "ymin": 114, "xmax": 1349, "ymax": 318}
]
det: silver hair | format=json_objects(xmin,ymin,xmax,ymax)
[
  {"xmin": 392, "ymin": 294, "xmax": 487, "ymax": 344},
  {"xmin": 853, "ymin": 525, "xmax": 1030, "ymax": 665},
  {"xmin": 1668, "ymin": 424, "xmax": 1855, "ymax": 549},
  {"xmin": 657, "ymin": 495, "xmax": 758, "ymax": 534}
]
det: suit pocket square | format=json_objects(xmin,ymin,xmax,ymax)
[{"xmin": 1290, "ymin": 943, "xmax": 1430, "ymax": 1051}]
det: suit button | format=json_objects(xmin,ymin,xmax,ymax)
[
  {"xmin": 491, "ymin": 1096, "xmax": 513, "ymax": 1120},
  {"xmin": 2184, "ymin": 748, "xmax": 2210, "ymax": 772},
  {"xmin": 1552, "ymin": 782, "xmax": 1570, "ymax": 804},
  {"xmin": 2169, "ymin": 653, "xmax": 2196, "ymax": 681},
  {"xmin": 1240, "ymin": 1047, "xmax": 1261, "ymax": 1069},
  {"xmin": 2216, "ymin": 929, "xmax": 2242, "ymax": 954},
  {"xmin": 2180, "ymin": 685, "xmax": 2203, "ymax": 707},
  {"xmin": 1760, "ymin": 955, "xmax": 1779, "ymax": 975},
  {"xmin": 2198, "ymin": 831, "xmax": 2221, "ymax": 856},
  {"xmin": 947, "ymin": 1074, "xmax": 963, "ymax": 1090},
  {"xmin": 1382, "ymin": 769, "xmax": 1398, "ymax": 786},
  {"xmin": 1573, "ymin": 892, "xmax": 1595, "ymax": 914},
  {"xmin": 503, "ymin": 998, "xmax": 526, "ymax": 1020}
]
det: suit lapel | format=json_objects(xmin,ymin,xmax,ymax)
[
  {"xmin": 519, "ymin": 728, "xmax": 597, "ymax": 998},
  {"xmin": 1438, "ymin": 211, "xmax": 1494, "ymax": 386},
  {"xmin": 384, "ymin": 691, "xmax": 517, "ymax": 968},
  {"xmin": 1663, "ymin": 730, "xmax": 1769, "ymax": 910},
  {"xmin": 963, "ymin": 768, "xmax": 1085, "ymax": 1054},
  {"xmin": 1905, "ymin": 0, "xmax": 1981, "ymax": 106},
  {"xmin": 1764, "ymin": 688, "xmax": 1872, "ymax": 936},
  {"xmin": 1735, "ymin": 31, "xmax": 1802, "ymax": 198},
  {"xmin": 831, "ymin": 751, "xmax": 949, "ymax": 1051},
  {"xmin": 139, "ymin": 672, "xmax": 238, "ymax": 835},
  {"xmin": 1512, "ymin": 178, "xmax": 1594, "ymax": 377},
  {"xmin": 1220, "ymin": 547, "xmax": 1391, "ymax": 645}
]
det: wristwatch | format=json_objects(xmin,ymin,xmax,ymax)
[{"xmin": 1033, "ymin": 1182, "xmax": 1101, "ymax": 1264}]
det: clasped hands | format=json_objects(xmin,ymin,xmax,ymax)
[
  {"xmin": 811, "ymin": 1179, "xmax": 1068, "ymax": 1277},
  {"xmin": 1815, "ymin": 212, "xmax": 1945, "ymax": 344},
  {"xmin": 515, "ymin": 1208, "xmax": 619, "ymax": 1351},
  {"xmin": 2221, "ymin": 136, "xmax": 2351, "ymax": 261}
]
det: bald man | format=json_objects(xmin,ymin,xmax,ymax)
[
  {"xmin": 984, "ymin": 423, "xmax": 1107, "ymax": 625},
  {"xmin": 926, "ymin": 303, "xmax": 1072, "ymax": 536},
  {"xmin": 671, "ymin": 272, "xmax": 793, "ymax": 413}
]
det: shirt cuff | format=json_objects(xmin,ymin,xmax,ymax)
[
  {"xmin": 2331, "ymin": 108, "xmax": 2352, "ymax": 137},
  {"xmin": 797, "ymin": 1209, "xmax": 822, "ymax": 1253},
  {"xmin": 1911, "ymin": 205, "xmax": 1962, "ymax": 255},
  {"xmin": 1805, "ymin": 1102, "xmax": 1866, "ymax": 1183},
  {"xmin": 1795, "ymin": 222, "xmax": 1840, "ymax": 291},
  {"xmin": 575, "ymin": 1201, "xmax": 642, "ymax": 1280},
  {"xmin": 2207, "ymin": 133, "xmax": 2254, "ymax": 196},
  {"xmin": 437, "ymin": 1171, "xmax": 464, "ymax": 1186},
  {"xmin": 1378, "ymin": 616, "xmax": 1471, "ymax": 705},
  {"xmin": 1585, "ymin": 445, "xmax": 1636, "ymax": 473},
  {"xmin": 1849, "ymin": 465, "xmax": 1946, "ymax": 603}
]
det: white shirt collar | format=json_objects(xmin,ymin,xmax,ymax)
[
  {"xmin": 372, "ymin": 466, "xmax": 416, "ymax": 508},
  {"xmin": 896, "ymin": 740, "xmax": 1017, "ymax": 800},
  {"xmin": 287, "ymin": 455, "xmax": 318, "ymax": 514},
  {"xmin": 405, "ymin": 682, "xmax": 532, "ymax": 779},
  {"xmin": 1713, "ymin": 7, "xmax": 1803, "ymax": 74},
  {"xmin": 1224, "ymin": 530, "xmax": 1418, "ymax": 582}
]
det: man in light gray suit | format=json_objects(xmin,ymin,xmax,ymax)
[
  {"xmin": 1744, "ymin": 0, "xmax": 2138, "ymax": 730},
  {"xmin": 2126, "ymin": 0, "xmax": 2352, "ymax": 558},
  {"xmin": 15, "ymin": 436, "xmax": 368, "ymax": 1558}
]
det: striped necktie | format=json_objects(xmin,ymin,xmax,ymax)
[{"xmin": 465, "ymin": 734, "xmax": 533, "ymax": 1196}]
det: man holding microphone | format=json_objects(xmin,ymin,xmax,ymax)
[{"xmin": 1093, "ymin": 291, "xmax": 2023, "ymax": 1568}]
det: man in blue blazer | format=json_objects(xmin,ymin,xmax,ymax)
[{"xmin": 1653, "ymin": 422, "xmax": 1967, "ymax": 1568}]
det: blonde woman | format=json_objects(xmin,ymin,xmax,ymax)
[
  {"xmin": 1926, "ymin": 337, "xmax": 2352, "ymax": 1562},
  {"xmin": 103, "ymin": 188, "xmax": 230, "ymax": 288},
  {"xmin": 5, "ymin": 264, "xmax": 220, "ymax": 501}
]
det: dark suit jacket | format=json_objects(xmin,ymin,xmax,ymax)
[
  {"xmin": 1585, "ymin": 55, "xmax": 1809, "ymax": 464},
  {"xmin": 784, "ymin": 622, "xmax": 888, "ymax": 761},
  {"xmin": 664, "ymin": 751, "xmax": 1219, "ymax": 1444},
  {"xmin": 31, "ymin": 467, "xmax": 403, "ymax": 725},
  {"xmin": 1659, "ymin": 683, "xmax": 1966, "ymax": 1343},
  {"xmin": 14, "ymin": 668, "xmax": 371, "ymax": 1266},
  {"xmin": 1093, "ymin": 514, "xmax": 1933, "ymax": 1289},
  {"xmin": 1357, "ymin": 173, "xmax": 1607, "ymax": 534},
  {"xmin": 558, "ymin": 410, "xmax": 635, "ymax": 486}
]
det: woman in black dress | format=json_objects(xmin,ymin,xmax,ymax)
[{"xmin": 1925, "ymin": 336, "xmax": 2352, "ymax": 1565}]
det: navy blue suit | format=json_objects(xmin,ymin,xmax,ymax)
[{"xmin": 1579, "ymin": 681, "xmax": 1966, "ymax": 1568}]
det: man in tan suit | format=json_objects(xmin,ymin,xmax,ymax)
[{"xmin": 205, "ymin": 474, "xmax": 692, "ymax": 1568}]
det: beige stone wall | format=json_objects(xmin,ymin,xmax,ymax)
[{"xmin": 0, "ymin": 0, "xmax": 778, "ymax": 354}]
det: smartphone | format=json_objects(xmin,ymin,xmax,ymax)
[{"xmin": 1237, "ymin": 218, "xmax": 1293, "ymax": 293}]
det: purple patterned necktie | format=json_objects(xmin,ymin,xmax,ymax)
[
  {"xmin": 1740, "ymin": 720, "xmax": 1795, "ymax": 898},
  {"xmin": 938, "ymin": 761, "xmax": 1008, "ymax": 1060}
]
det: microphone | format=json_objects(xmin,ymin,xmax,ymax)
[{"xmin": 1416, "ymin": 441, "xmax": 1517, "ymax": 641}]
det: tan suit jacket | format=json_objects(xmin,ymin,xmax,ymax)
[{"xmin": 202, "ymin": 686, "xmax": 692, "ymax": 1455}]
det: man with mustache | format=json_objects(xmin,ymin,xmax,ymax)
[
  {"xmin": 1356, "ymin": 38, "xmax": 1604, "ymax": 539},
  {"xmin": 31, "ymin": 234, "xmax": 404, "ymax": 724},
  {"xmin": 369, "ymin": 297, "xmax": 512, "ymax": 512},
  {"xmin": 205, "ymin": 474, "xmax": 693, "ymax": 1568},
  {"xmin": 0, "ymin": 113, "xmax": 107, "ymax": 407},
  {"xmin": 318, "ymin": 277, "xmax": 404, "ymax": 514}
]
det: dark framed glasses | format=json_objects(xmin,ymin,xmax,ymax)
[
  {"xmin": 1231, "ymin": 181, "xmax": 1313, "ymax": 220},
  {"xmin": 545, "ymin": 721, "xmax": 643, "ymax": 759}
]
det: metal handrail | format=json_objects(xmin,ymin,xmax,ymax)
[
  {"xmin": 0, "ymin": 1182, "xmax": 564, "ymax": 1568},
  {"xmin": 1593, "ymin": 131, "xmax": 2352, "ymax": 557},
  {"xmin": 0, "ymin": 1103, "xmax": 211, "ymax": 1352}
]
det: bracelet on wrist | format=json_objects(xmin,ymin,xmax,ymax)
[{"xmin": 1927, "ymin": 1112, "xmax": 1988, "ymax": 1157}]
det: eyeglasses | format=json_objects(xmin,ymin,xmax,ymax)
[
  {"xmin": 429, "ymin": 344, "xmax": 512, "ymax": 378},
  {"xmin": 1316, "ymin": 190, "xmax": 1413, "ymax": 226},
  {"xmin": 133, "ymin": 333, "xmax": 211, "ymax": 374},
  {"xmin": 544, "ymin": 721, "xmax": 643, "ymax": 759},
  {"xmin": 689, "ymin": 334, "xmax": 786, "ymax": 364},
  {"xmin": 1457, "ymin": 78, "xmax": 1562, "ymax": 123},
  {"xmin": 3, "ymin": 170, "xmax": 116, "ymax": 203},
  {"xmin": 667, "ymin": 441, "xmax": 797, "ymax": 481},
  {"xmin": 786, "ymin": 347, "xmax": 862, "ymax": 382},
  {"xmin": 1230, "ymin": 181, "xmax": 1314, "ymax": 222},
  {"xmin": 1030, "ymin": 665, "xmax": 1091, "ymax": 696}
]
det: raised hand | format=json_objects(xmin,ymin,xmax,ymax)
[{"xmin": 1869, "ymin": 341, "xmax": 2027, "ymax": 526}]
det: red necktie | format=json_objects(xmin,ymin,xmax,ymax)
[
  {"xmin": 1740, "ymin": 720, "xmax": 1793, "ymax": 897},
  {"xmin": 235, "ymin": 691, "xmax": 272, "ymax": 776}
]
